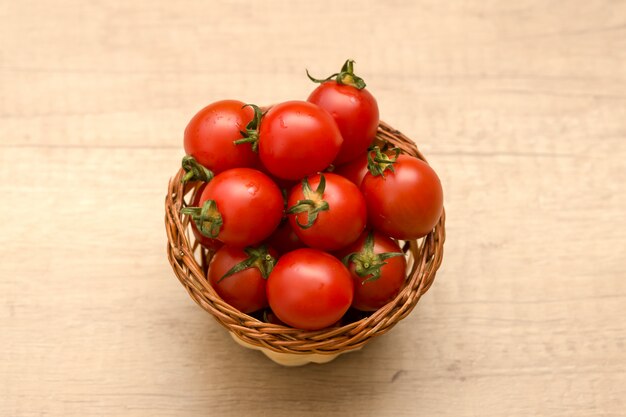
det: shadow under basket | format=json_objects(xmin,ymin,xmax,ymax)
[{"xmin": 165, "ymin": 121, "xmax": 446, "ymax": 366}]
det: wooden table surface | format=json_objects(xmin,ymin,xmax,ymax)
[{"xmin": 2, "ymin": 1, "xmax": 625, "ymax": 416}]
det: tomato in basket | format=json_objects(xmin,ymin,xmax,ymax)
[
  {"xmin": 208, "ymin": 245, "xmax": 276, "ymax": 313},
  {"xmin": 184, "ymin": 100, "xmax": 260, "ymax": 173},
  {"xmin": 287, "ymin": 173, "xmax": 366, "ymax": 251},
  {"xmin": 338, "ymin": 231, "xmax": 407, "ymax": 311},
  {"xmin": 361, "ymin": 149, "xmax": 443, "ymax": 240},
  {"xmin": 182, "ymin": 168, "xmax": 283, "ymax": 247},
  {"xmin": 267, "ymin": 248, "xmax": 353, "ymax": 330},
  {"xmin": 258, "ymin": 100, "xmax": 343, "ymax": 180},
  {"xmin": 307, "ymin": 59, "xmax": 379, "ymax": 165}
]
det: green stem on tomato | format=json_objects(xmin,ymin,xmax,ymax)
[
  {"xmin": 219, "ymin": 244, "xmax": 276, "ymax": 282},
  {"xmin": 306, "ymin": 59, "xmax": 367, "ymax": 90},
  {"xmin": 366, "ymin": 146, "xmax": 400, "ymax": 178},
  {"xmin": 233, "ymin": 104, "xmax": 263, "ymax": 152},
  {"xmin": 342, "ymin": 231, "xmax": 404, "ymax": 283},
  {"xmin": 181, "ymin": 155, "xmax": 214, "ymax": 183},
  {"xmin": 286, "ymin": 174, "xmax": 330, "ymax": 229},
  {"xmin": 181, "ymin": 199, "xmax": 223, "ymax": 238}
]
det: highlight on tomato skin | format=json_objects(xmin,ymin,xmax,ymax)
[
  {"xmin": 184, "ymin": 100, "xmax": 260, "ymax": 174},
  {"xmin": 266, "ymin": 248, "xmax": 354, "ymax": 331}
]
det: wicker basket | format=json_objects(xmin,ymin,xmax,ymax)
[{"xmin": 165, "ymin": 121, "xmax": 446, "ymax": 366}]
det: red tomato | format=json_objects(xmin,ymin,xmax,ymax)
[
  {"xmin": 189, "ymin": 183, "xmax": 222, "ymax": 251},
  {"xmin": 208, "ymin": 245, "xmax": 276, "ymax": 313},
  {"xmin": 265, "ymin": 221, "xmax": 306, "ymax": 256},
  {"xmin": 287, "ymin": 173, "xmax": 366, "ymax": 251},
  {"xmin": 334, "ymin": 151, "xmax": 369, "ymax": 186},
  {"xmin": 184, "ymin": 100, "xmax": 259, "ymax": 173},
  {"xmin": 258, "ymin": 101, "xmax": 342, "ymax": 180},
  {"xmin": 306, "ymin": 60, "xmax": 379, "ymax": 165},
  {"xmin": 266, "ymin": 248, "xmax": 353, "ymax": 330},
  {"xmin": 361, "ymin": 154, "xmax": 443, "ymax": 240},
  {"xmin": 337, "ymin": 231, "xmax": 407, "ymax": 311},
  {"xmin": 182, "ymin": 168, "xmax": 284, "ymax": 247}
]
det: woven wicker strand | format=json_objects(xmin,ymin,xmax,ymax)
[{"xmin": 165, "ymin": 121, "xmax": 446, "ymax": 355}]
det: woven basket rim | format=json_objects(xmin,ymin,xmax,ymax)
[{"xmin": 165, "ymin": 121, "xmax": 446, "ymax": 354}]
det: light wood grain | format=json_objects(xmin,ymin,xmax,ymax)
[{"xmin": 1, "ymin": 1, "xmax": 625, "ymax": 416}]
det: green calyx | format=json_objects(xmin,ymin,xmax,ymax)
[
  {"xmin": 180, "ymin": 199, "xmax": 223, "ymax": 238},
  {"xmin": 286, "ymin": 174, "xmax": 330, "ymax": 229},
  {"xmin": 342, "ymin": 231, "xmax": 404, "ymax": 283},
  {"xmin": 181, "ymin": 155, "xmax": 214, "ymax": 183},
  {"xmin": 219, "ymin": 244, "xmax": 276, "ymax": 282},
  {"xmin": 367, "ymin": 146, "xmax": 400, "ymax": 178},
  {"xmin": 233, "ymin": 104, "xmax": 264, "ymax": 152},
  {"xmin": 306, "ymin": 59, "xmax": 367, "ymax": 90}
]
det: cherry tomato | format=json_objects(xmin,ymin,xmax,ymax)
[
  {"xmin": 258, "ymin": 101, "xmax": 342, "ymax": 180},
  {"xmin": 265, "ymin": 221, "xmax": 306, "ymax": 255},
  {"xmin": 334, "ymin": 151, "xmax": 369, "ymax": 186},
  {"xmin": 287, "ymin": 173, "xmax": 366, "ymax": 251},
  {"xmin": 266, "ymin": 248, "xmax": 353, "ymax": 330},
  {"xmin": 361, "ymin": 154, "xmax": 443, "ymax": 240},
  {"xmin": 184, "ymin": 100, "xmax": 259, "ymax": 173},
  {"xmin": 337, "ymin": 231, "xmax": 407, "ymax": 311},
  {"xmin": 307, "ymin": 60, "xmax": 379, "ymax": 165},
  {"xmin": 208, "ymin": 245, "xmax": 276, "ymax": 313},
  {"xmin": 189, "ymin": 183, "xmax": 222, "ymax": 251},
  {"xmin": 183, "ymin": 168, "xmax": 284, "ymax": 247}
]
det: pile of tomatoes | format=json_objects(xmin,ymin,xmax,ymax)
[{"xmin": 180, "ymin": 60, "xmax": 443, "ymax": 331}]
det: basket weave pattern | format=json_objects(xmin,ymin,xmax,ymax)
[{"xmin": 165, "ymin": 121, "xmax": 446, "ymax": 354}]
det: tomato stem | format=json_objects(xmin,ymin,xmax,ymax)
[
  {"xmin": 366, "ymin": 146, "xmax": 400, "ymax": 178},
  {"xmin": 306, "ymin": 59, "xmax": 367, "ymax": 90},
  {"xmin": 286, "ymin": 175, "xmax": 330, "ymax": 229},
  {"xmin": 342, "ymin": 231, "xmax": 404, "ymax": 283},
  {"xmin": 181, "ymin": 199, "xmax": 223, "ymax": 238},
  {"xmin": 219, "ymin": 244, "xmax": 276, "ymax": 282},
  {"xmin": 181, "ymin": 155, "xmax": 214, "ymax": 183},
  {"xmin": 233, "ymin": 104, "xmax": 263, "ymax": 152}
]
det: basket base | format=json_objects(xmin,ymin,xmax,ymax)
[{"xmin": 229, "ymin": 332, "xmax": 361, "ymax": 366}]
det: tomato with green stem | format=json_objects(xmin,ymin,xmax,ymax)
[
  {"xmin": 338, "ymin": 231, "xmax": 407, "ymax": 311},
  {"xmin": 266, "ymin": 248, "xmax": 353, "ymax": 330},
  {"xmin": 208, "ymin": 245, "xmax": 276, "ymax": 313},
  {"xmin": 361, "ymin": 148, "xmax": 443, "ymax": 240},
  {"xmin": 287, "ymin": 173, "xmax": 366, "ymax": 251},
  {"xmin": 182, "ymin": 168, "xmax": 283, "ymax": 247},
  {"xmin": 184, "ymin": 100, "xmax": 260, "ymax": 173},
  {"xmin": 307, "ymin": 59, "xmax": 379, "ymax": 165}
]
